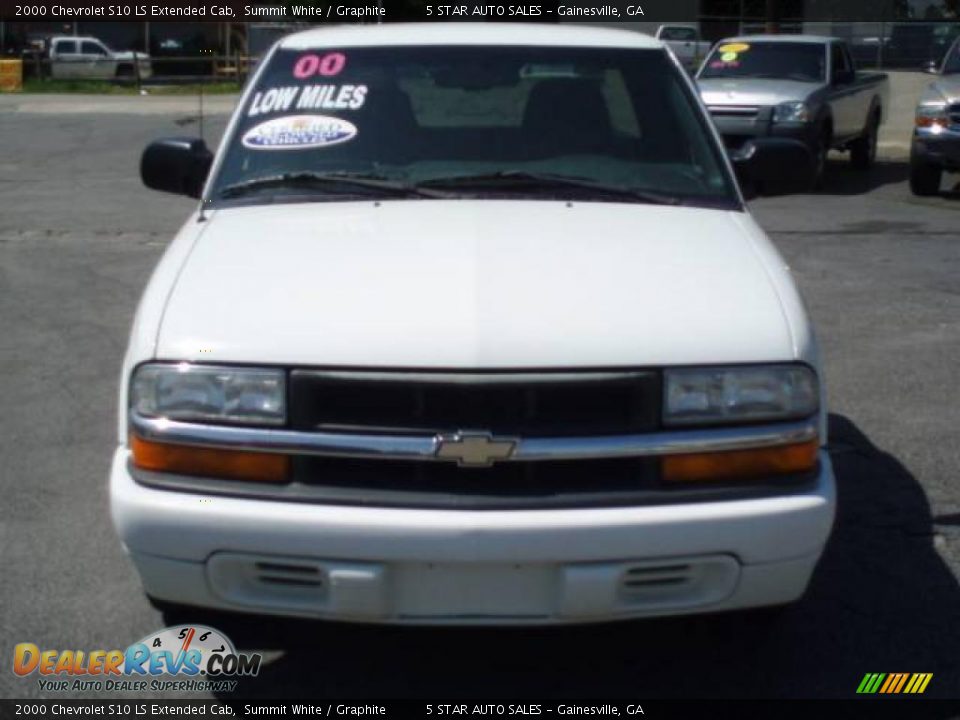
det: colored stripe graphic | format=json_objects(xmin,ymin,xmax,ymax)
[
  {"xmin": 857, "ymin": 673, "xmax": 886, "ymax": 694},
  {"xmin": 879, "ymin": 674, "xmax": 897, "ymax": 693},
  {"xmin": 892, "ymin": 673, "xmax": 910, "ymax": 693},
  {"xmin": 858, "ymin": 672, "xmax": 932, "ymax": 694},
  {"xmin": 908, "ymin": 673, "xmax": 933, "ymax": 694}
]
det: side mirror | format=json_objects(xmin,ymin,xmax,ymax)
[
  {"xmin": 731, "ymin": 138, "xmax": 815, "ymax": 197},
  {"xmin": 140, "ymin": 137, "xmax": 213, "ymax": 198},
  {"xmin": 924, "ymin": 59, "xmax": 939, "ymax": 74}
]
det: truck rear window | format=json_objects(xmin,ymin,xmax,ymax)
[{"xmin": 210, "ymin": 45, "xmax": 737, "ymax": 207}]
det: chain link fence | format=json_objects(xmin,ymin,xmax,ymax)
[{"xmin": 700, "ymin": 17, "xmax": 960, "ymax": 70}]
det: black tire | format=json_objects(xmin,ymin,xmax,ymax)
[
  {"xmin": 115, "ymin": 64, "xmax": 134, "ymax": 78},
  {"xmin": 850, "ymin": 112, "xmax": 880, "ymax": 170},
  {"xmin": 909, "ymin": 156, "xmax": 942, "ymax": 196},
  {"xmin": 146, "ymin": 595, "xmax": 199, "ymax": 623},
  {"xmin": 811, "ymin": 130, "xmax": 829, "ymax": 191}
]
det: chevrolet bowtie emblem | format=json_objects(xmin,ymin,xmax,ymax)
[{"xmin": 434, "ymin": 432, "xmax": 518, "ymax": 467}]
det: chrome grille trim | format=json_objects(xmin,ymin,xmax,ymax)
[{"xmin": 130, "ymin": 412, "xmax": 818, "ymax": 463}]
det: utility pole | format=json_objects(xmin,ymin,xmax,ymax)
[{"xmin": 764, "ymin": 0, "xmax": 780, "ymax": 33}]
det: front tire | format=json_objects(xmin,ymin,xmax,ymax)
[
  {"xmin": 909, "ymin": 156, "xmax": 942, "ymax": 196},
  {"xmin": 811, "ymin": 125, "xmax": 831, "ymax": 191},
  {"xmin": 850, "ymin": 112, "xmax": 879, "ymax": 170}
]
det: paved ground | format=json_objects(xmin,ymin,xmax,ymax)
[{"xmin": 1, "ymin": 102, "xmax": 959, "ymax": 702}]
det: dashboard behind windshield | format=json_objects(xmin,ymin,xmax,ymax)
[{"xmin": 208, "ymin": 45, "xmax": 737, "ymax": 207}]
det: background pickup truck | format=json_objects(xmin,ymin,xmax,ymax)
[
  {"xmin": 910, "ymin": 35, "xmax": 960, "ymax": 196},
  {"xmin": 47, "ymin": 35, "xmax": 152, "ymax": 80},
  {"xmin": 655, "ymin": 24, "xmax": 712, "ymax": 71},
  {"xmin": 696, "ymin": 35, "xmax": 888, "ymax": 188}
]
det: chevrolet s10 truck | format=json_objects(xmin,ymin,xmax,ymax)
[
  {"xmin": 112, "ymin": 23, "xmax": 834, "ymax": 624},
  {"xmin": 697, "ymin": 35, "xmax": 888, "ymax": 188}
]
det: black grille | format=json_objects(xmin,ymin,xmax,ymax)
[
  {"xmin": 289, "ymin": 369, "xmax": 661, "ymax": 436},
  {"xmin": 949, "ymin": 103, "xmax": 960, "ymax": 127},
  {"xmin": 292, "ymin": 455, "xmax": 660, "ymax": 508},
  {"xmin": 709, "ymin": 106, "xmax": 760, "ymax": 117}
]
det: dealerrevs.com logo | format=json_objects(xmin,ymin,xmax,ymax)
[{"xmin": 13, "ymin": 625, "xmax": 261, "ymax": 693}]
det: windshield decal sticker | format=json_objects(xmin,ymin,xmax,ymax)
[
  {"xmin": 248, "ymin": 86, "xmax": 299, "ymax": 117},
  {"xmin": 717, "ymin": 42, "xmax": 750, "ymax": 54},
  {"xmin": 293, "ymin": 52, "xmax": 347, "ymax": 79},
  {"xmin": 297, "ymin": 84, "xmax": 367, "ymax": 111},
  {"xmin": 714, "ymin": 42, "xmax": 750, "ymax": 67},
  {"xmin": 242, "ymin": 115, "xmax": 358, "ymax": 150},
  {"xmin": 247, "ymin": 85, "xmax": 367, "ymax": 117}
]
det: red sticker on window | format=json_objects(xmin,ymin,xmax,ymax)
[{"xmin": 293, "ymin": 52, "xmax": 346, "ymax": 79}]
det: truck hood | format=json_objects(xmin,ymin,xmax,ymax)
[
  {"xmin": 922, "ymin": 75, "xmax": 960, "ymax": 105},
  {"xmin": 155, "ymin": 200, "xmax": 795, "ymax": 367},
  {"xmin": 697, "ymin": 77, "xmax": 821, "ymax": 107}
]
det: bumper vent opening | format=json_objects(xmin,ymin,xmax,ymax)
[
  {"xmin": 208, "ymin": 553, "xmax": 388, "ymax": 617},
  {"xmin": 255, "ymin": 561, "xmax": 325, "ymax": 588},
  {"xmin": 621, "ymin": 564, "xmax": 693, "ymax": 593},
  {"xmin": 613, "ymin": 557, "xmax": 740, "ymax": 608}
]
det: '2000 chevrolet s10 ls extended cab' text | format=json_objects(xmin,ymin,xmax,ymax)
[{"xmin": 112, "ymin": 23, "xmax": 834, "ymax": 624}]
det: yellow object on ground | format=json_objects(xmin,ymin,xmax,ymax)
[{"xmin": 0, "ymin": 60, "xmax": 23, "ymax": 92}]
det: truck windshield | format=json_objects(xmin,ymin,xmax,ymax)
[
  {"xmin": 943, "ymin": 41, "xmax": 960, "ymax": 74},
  {"xmin": 209, "ymin": 46, "xmax": 737, "ymax": 208},
  {"xmin": 699, "ymin": 42, "xmax": 825, "ymax": 82}
]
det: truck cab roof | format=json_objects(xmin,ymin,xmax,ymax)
[
  {"xmin": 279, "ymin": 22, "xmax": 666, "ymax": 50},
  {"xmin": 49, "ymin": 35, "xmax": 105, "ymax": 43},
  {"xmin": 717, "ymin": 34, "xmax": 841, "ymax": 45}
]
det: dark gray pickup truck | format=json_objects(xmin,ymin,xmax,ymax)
[{"xmin": 696, "ymin": 36, "xmax": 889, "ymax": 188}]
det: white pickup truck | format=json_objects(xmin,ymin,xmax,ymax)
[
  {"xmin": 655, "ymin": 24, "xmax": 712, "ymax": 70},
  {"xmin": 113, "ymin": 23, "xmax": 834, "ymax": 624},
  {"xmin": 47, "ymin": 35, "xmax": 152, "ymax": 80}
]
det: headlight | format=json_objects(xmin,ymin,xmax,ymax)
[
  {"xmin": 664, "ymin": 365, "xmax": 818, "ymax": 426},
  {"xmin": 916, "ymin": 103, "xmax": 949, "ymax": 132},
  {"xmin": 131, "ymin": 363, "xmax": 285, "ymax": 426},
  {"xmin": 772, "ymin": 101, "xmax": 811, "ymax": 123}
]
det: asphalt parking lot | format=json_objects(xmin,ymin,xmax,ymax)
[{"xmin": 1, "ymin": 98, "xmax": 959, "ymax": 701}]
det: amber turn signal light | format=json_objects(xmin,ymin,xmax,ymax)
[
  {"xmin": 663, "ymin": 438, "xmax": 819, "ymax": 483},
  {"xmin": 130, "ymin": 435, "xmax": 289, "ymax": 483},
  {"xmin": 916, "ymin": 116, "xmax": 948, "ymax": 129}
]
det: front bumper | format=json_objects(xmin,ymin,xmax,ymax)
[
  {"xmin": 912, "ymin": 131, "xmax": 960, "ymax": 170},
  {"xmin": 110, "ymin": 447, "xmax": 835, "ymax": 624},
  {"xmin": 709, "ymin": 108, "xmax": 818, "ymax": 151}
]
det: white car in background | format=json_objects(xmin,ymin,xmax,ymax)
[
  {"xmin": 47, "ymin": 35, "xmax": 152, "ymax": 80},
  {"xmin": 112, "ymin": 23, "xmax": 833, "ymax": 624}
]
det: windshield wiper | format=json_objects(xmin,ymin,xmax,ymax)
[
  {"xmin": 417, "ymin": 171, "xmax": 681, "ymax": 205},
  {"xmin": 218, "ymin": 171, "xmax": 449, "ymax": 199}
]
